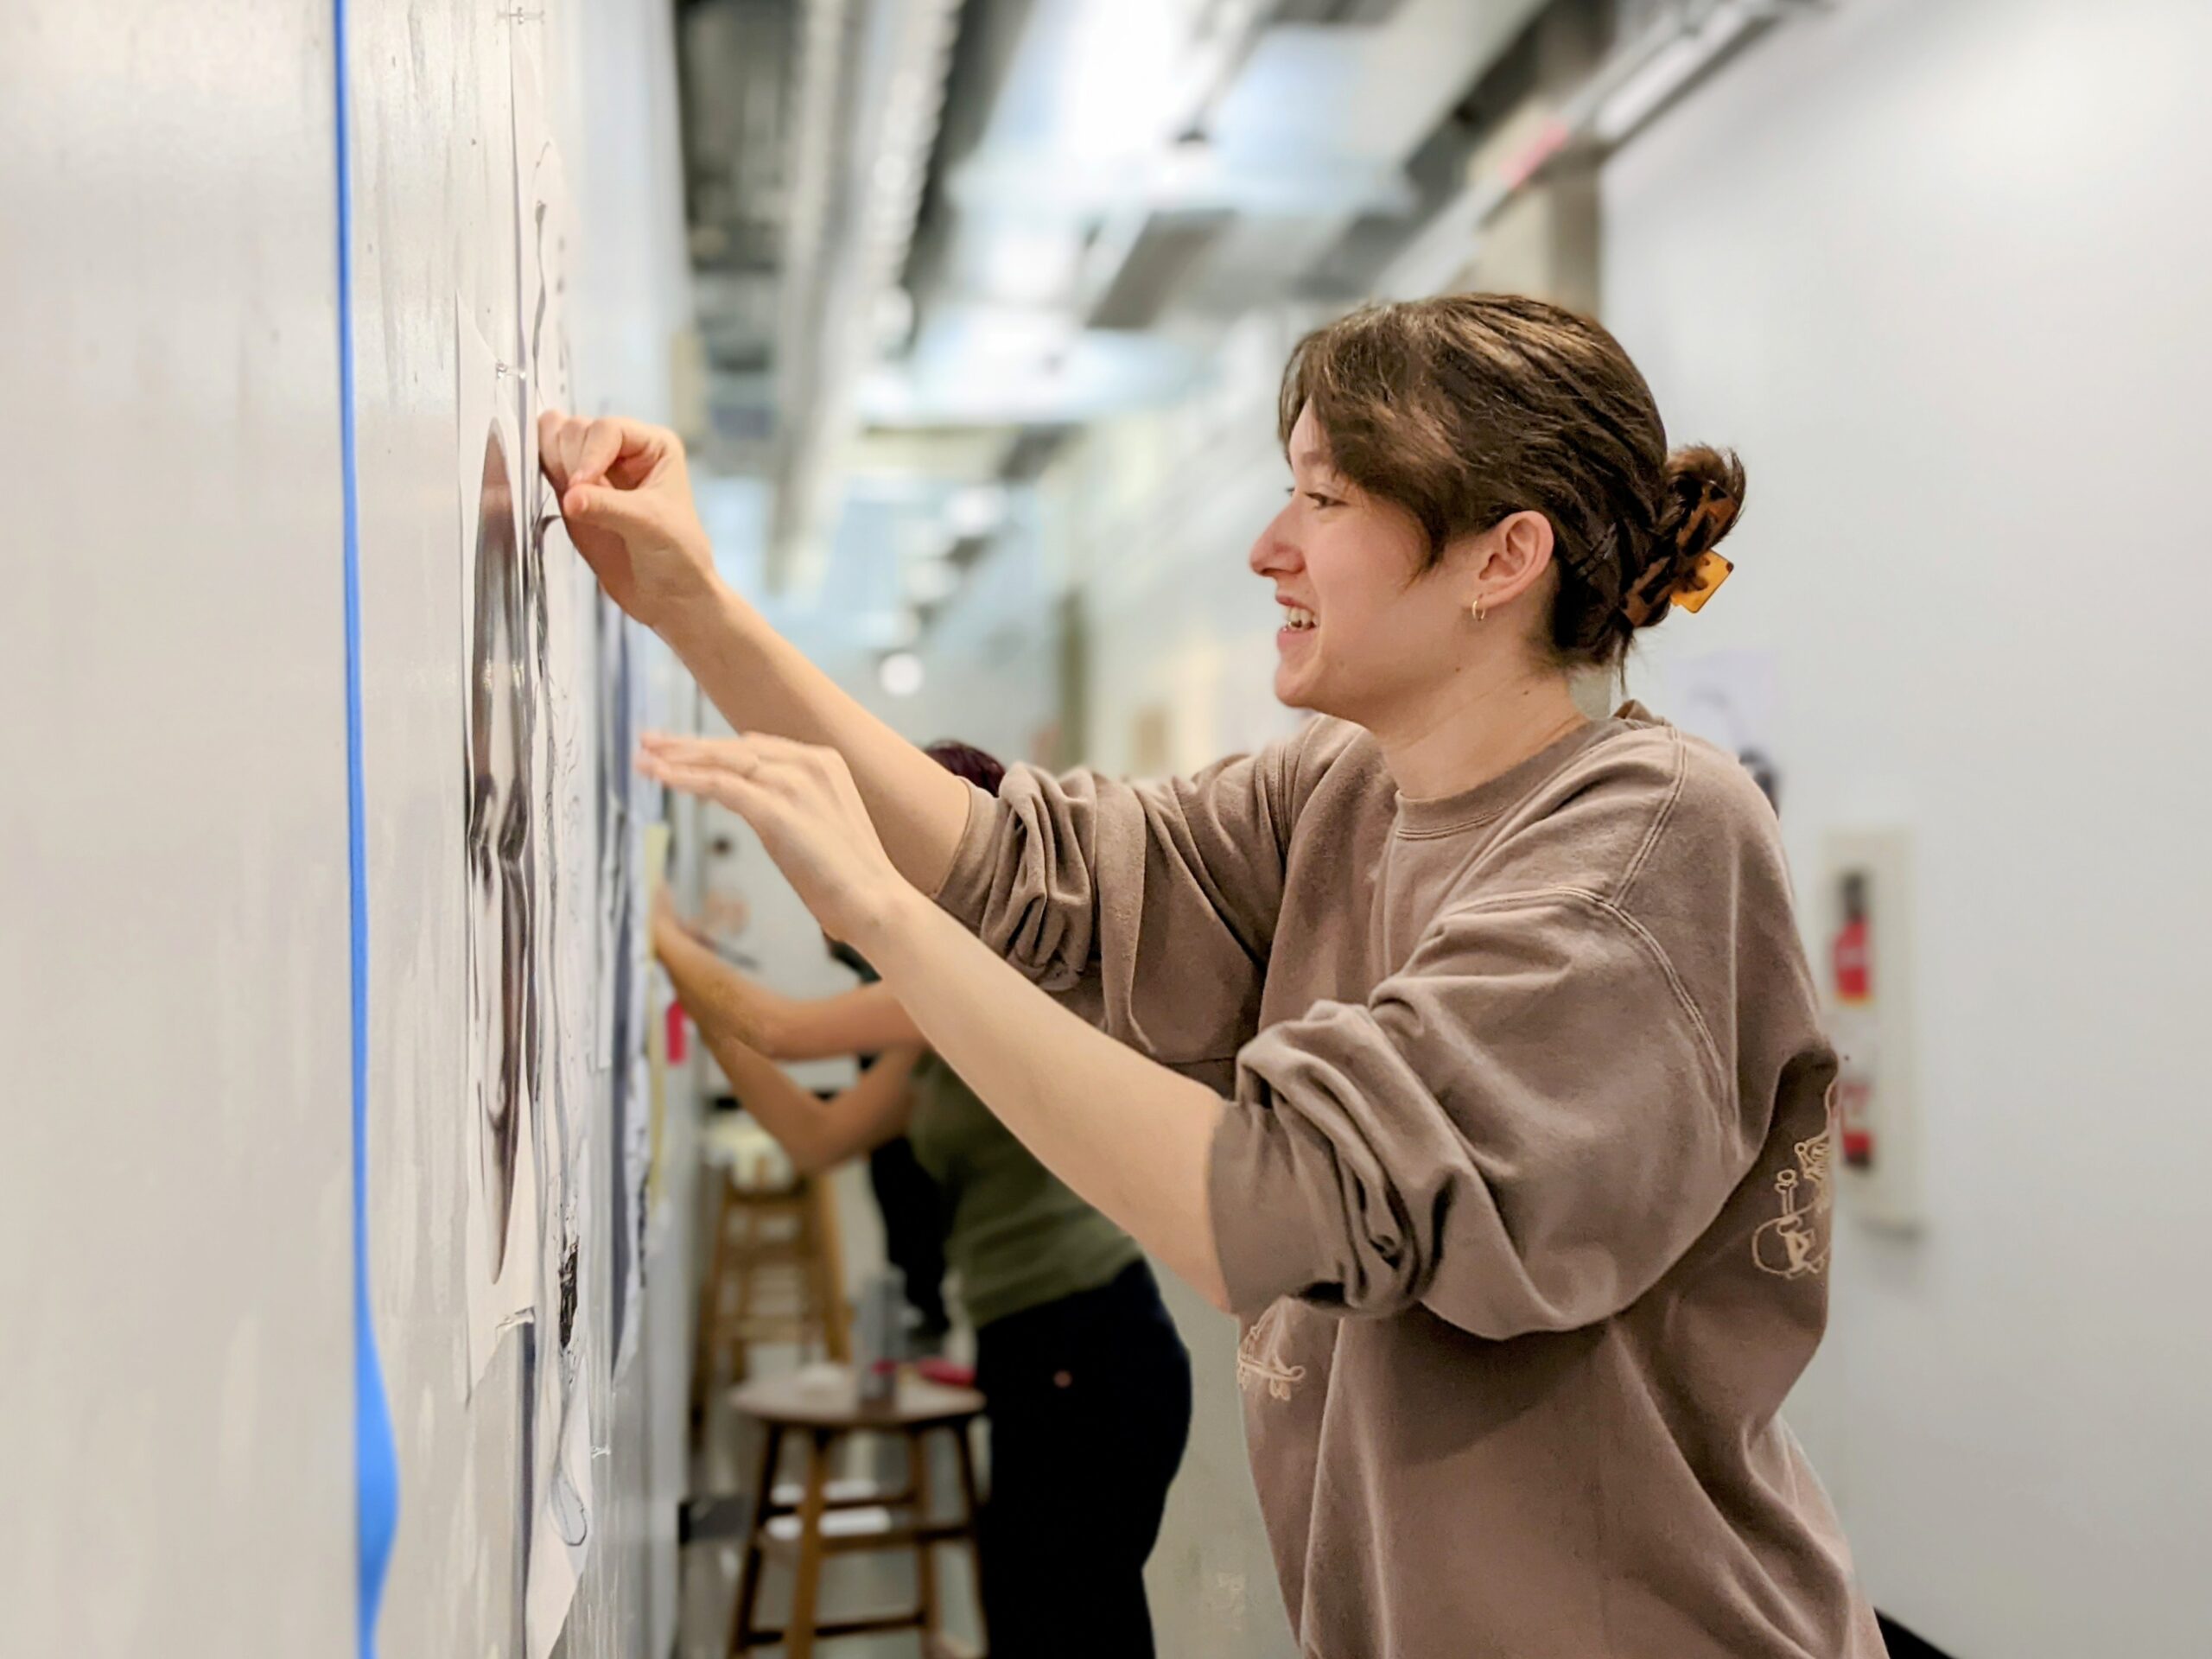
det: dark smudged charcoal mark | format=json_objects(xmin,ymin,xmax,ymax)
[
  {"xmin": 558, "ymin": 1234, "xmax": 579, "ymax": 1353},
  {"xmin": 465, "ymin": 420, "xmax": 540, "ymax": 1280}
]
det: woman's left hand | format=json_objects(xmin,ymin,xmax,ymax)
[
  {"xmin": 646, "ymin": 881, "xmax": 700, "ymax": 960},
  {"xmin": 635, "ymin": 732, "xmax": 911, "ymax": 947}
]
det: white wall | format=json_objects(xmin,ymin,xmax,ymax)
[
  {"xmin": 348, "ymin": 7, "xmax": 533, "ymax": 1645},
  {"xmin": 0, "ymin": 3, "xmax": 696, "ymax": 1654},
  {"xmin": 0, "ymin": 4, "xmax": 354, "ymax": 1655},
  {"xmin": 348, "ymin": 2, "xmax": 696, "ymax": 1656},
  {"xmin": 1604, "ymin": 2, "xmax": 2212, "ymax": 1652}
]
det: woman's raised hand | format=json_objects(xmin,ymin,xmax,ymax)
[
  {"xmin": 635, "ymin": 732, "xmax": 912, "ymax": 949},
  {"xmin": 539, "ymin": 411, "xmax": 719, "ymax": 633}
]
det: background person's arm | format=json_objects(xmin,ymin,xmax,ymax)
[
  {"xmin": 755, "ymin": 982, "xmax": 925, "ymax": 1061},
  {"xmin": 652, "ymin": 907, "xmax": 925, "ymax": 1058},
  {"xmin": 702, "ymin": 1030, "xmax": 921, "ymax": 1177},
  {"xmin": 658, "ymin": 916, "xmax": 920, "ymax": 1172}
]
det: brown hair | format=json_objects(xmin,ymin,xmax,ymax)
[
  {"xmin": 1278, "ymin": 293, "xmax": 1744, "ymax": 670},
  {"xmin": 924, "ymin": 739, "xmax": 1007, "ymax": 796}
]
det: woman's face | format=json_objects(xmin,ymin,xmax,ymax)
[{"xmin": 1250, "ymin": 404, "xmax": 1477, "ymax": 728}]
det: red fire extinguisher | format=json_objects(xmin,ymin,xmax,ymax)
[{"xmin": 1831, "ymin": 871, "xmax": 1876, "ymax": 1168}]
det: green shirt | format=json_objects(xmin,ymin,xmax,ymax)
[{"xmin": 904, "ymin": 1053, "xmax": 1140, "ymax": 1329}]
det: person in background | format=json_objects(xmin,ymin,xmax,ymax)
[
  {"xmin": 655, "ymin": 741, "xmax": 1192, "ymax": 1659},
  {"xmin": 702, "ymin": 814, "xmax": 952, "ymax": 1343},
  {"xmin": 544, "ymin": 290, "xmax": 1883, "ymax": 1657},
  {"xmin": 821, "ymin": 933, "xmax": 954, "ymax": 1351}
]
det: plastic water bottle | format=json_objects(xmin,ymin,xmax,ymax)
[{"xmin": 855, "ymin": 1268, "xmax": 905, "ymax": 1408}]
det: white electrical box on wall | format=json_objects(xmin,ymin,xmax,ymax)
[{"xmin": 1818, "ymin": 828, "xmax": 1922, "ymax": 1232}]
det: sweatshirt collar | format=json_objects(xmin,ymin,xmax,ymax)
[{"xmin": 1392, "ymin": 705, "xmax": 1644, "ymax": 838}]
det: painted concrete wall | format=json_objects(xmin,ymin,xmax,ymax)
[
  {"xmin": 0, "ymin": 3, "xmax": 355, "ymax": 1654},
  {"xmin": 1604, "ymin": 1, "xmax": 2212, "ymax": 1651},
  {"xmin": 0, "ymin": 3, "xmax": 696, "ymax": 1654}
]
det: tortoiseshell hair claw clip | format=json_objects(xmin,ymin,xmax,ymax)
[{"xmin": 1669, "ymin": 550, "xmax": 1732, "ymax": 614}]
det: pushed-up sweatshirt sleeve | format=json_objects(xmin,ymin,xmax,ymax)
[
  {"xmin": 1208, "ymin": 888, "xmax": 1753, "ymax": 1336},
  {"xmin": 931, "ymin": 729, "xmax": 1320, "ymax": 1067}
]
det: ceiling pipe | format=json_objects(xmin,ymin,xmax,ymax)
[
  {"xmin": 890, "ymin": 0, "xmax": 1547, "ymax": 428},
  {"xmin": 768, "ymin": 0, "xmax": 965, "ymax": 594},
  {"xmin": 1377, "ymin": 0, "xmax": 1823, "ymax": 300}
]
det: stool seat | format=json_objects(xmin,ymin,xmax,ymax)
[
  {"xmin": 728, "ymin": 1363, "xmax": 988, "ymax": 1658},
  {"xmin": 733, "ymin": 1369, "xmax": 985, "ymax": 1432}
]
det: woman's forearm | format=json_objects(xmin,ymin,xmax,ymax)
[
  {"xmin": 857, "ymin": 887, "xmax": 1230, "ymax": 1309},
  {"xmin": 658, "ymin": 916, "xmax": 922, "ymax": 1172},
  {"xmin": 768, "ymin": 982, "xmax": 927, "ymax": 1060},
  {"xmin": 659, "ymin": 583, "xmax": 972, "ymax": 896},
  {"xmin": 654, "ymin": 918, "xmax": 922, "ymax": 1061},
  {"xmin": 654, "ymin": 920, "xmax": 786, "ymax": 1053},
  {"xmin": 698, "ymin": 1031, "xmax": 920, "ymax": 1176}
]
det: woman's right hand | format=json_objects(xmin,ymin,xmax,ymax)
[{"xmin": 539, "ymin": 411, "xmax": 719, "ymax": 634}]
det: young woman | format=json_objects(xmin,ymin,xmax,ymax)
[
  {"xmin": 658, "ymin": 741, "xmax": 1192, "ymax": 1659},
  {"xmin": 546, "ymin": 293, "xmax": 1881, "ymax": 1656}
]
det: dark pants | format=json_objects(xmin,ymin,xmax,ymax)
[
  {"xmin": 864, "ymin": 1135, "xmax": 950, "ymax": 1337},
  {"xmin": 972, "ymin": 1262, "xmax": 1192, "ymax": 1659}
]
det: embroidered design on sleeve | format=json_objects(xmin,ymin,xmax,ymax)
[
  {"xmin": 1236, "ymin": 1302, "xmax": 1308, "ymax": 1402},
  {"xmin": 1751, "ymin": 1132, "xmax": 1834, "ymax": 1280}
]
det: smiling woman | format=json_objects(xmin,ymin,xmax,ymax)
[
  {"xmin": 1256, "ymin": 295, "xmax": 1744, "ymax": 739},
  {"xmin": 537, "ymin": 291, "xmax": 1881, "ymax": 1659}
]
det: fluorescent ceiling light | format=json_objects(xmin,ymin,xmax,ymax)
[
  {"xmin": 978, "ymin": 226, "xmax": 1084, "ymax": 308},
  {"xmin": 856, "ymin": 327, "xmax": 1194, "ymax": 427},
  {"xmin": 944, "ymin": 484, "xmax": 1008, "ymax": 539},
  {"xmin": 1056, "ymin": 0, "xmax": 1192, "ymax": 162},
  {"xmin": 953, "ymin": 304, "xmax": 1078, "ymax": 366},
  {"xmin": 878, "ymin": 652, "xmax": 925, "ymax": 697}
]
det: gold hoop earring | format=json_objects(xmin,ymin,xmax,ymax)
[{"xmin": 1472, "ymin": 595, "xmax": 1488, "ymax": 624}]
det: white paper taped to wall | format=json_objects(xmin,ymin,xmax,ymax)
[
  {"xmin": 457, "ymin": 299, "xmax": 543, "ymax": 1392},
  {"xmin": 512, "ymin": 21, "xmax": 604, "ymax": 1653}
]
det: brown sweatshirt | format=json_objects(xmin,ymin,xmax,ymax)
[{"xmin": 936, "ymin": 705, "xmax": 1882, "ymax": 1658}]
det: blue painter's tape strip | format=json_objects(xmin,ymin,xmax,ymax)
[{"xmin": 334, "ymin": 1, "xmax": 399, "ymax": 1652}]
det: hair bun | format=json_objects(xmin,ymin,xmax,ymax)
[{"xmin": 1624, "ymin": 445, "xmax": 1745, "ymax": 627}]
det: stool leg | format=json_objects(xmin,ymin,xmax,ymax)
[
  {"xmin": 952, "ymin": 1420, "xmax": 988, "ymax": 1656},
  {"xmin": 728, "ymin": 1210, "xmax": 760, "ymax": 1385},
  {"xmin": 728, "ymin": 1423, "xmax": 783, "ymax": 1656},
  {"xmin": 806, "ymin": 1173, "xmax": 852, "ymax": 1363},
  {"xmin": 692, "ymin": 1174, "xmax": 737, "ymax": 1421},
  {"xmin": 910, "ymin": 1426, "xmax": 940, "ymax": 1637},
  {"xmin": 784, "ymin": 1429, "xmax": 832, "ymax": 1659}
]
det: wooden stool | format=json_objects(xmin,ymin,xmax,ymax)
[
  {"xmin": 728, "ymin": 1367, "xmax": 988, "ymax": 1659},
  {"xmin": 693, "ymin": 1163, "xmax": 851, "ymax": 1423}
]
